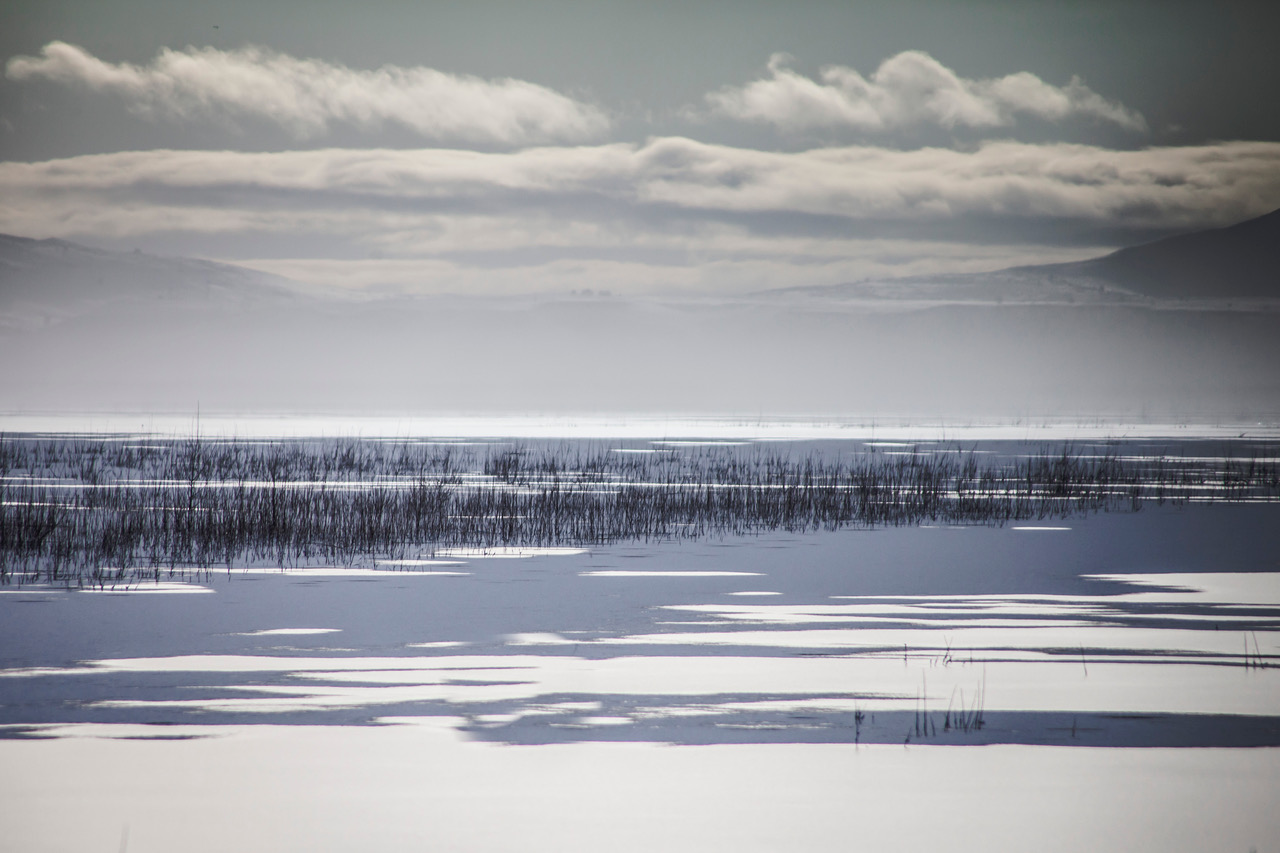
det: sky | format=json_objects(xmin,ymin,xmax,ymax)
[{"xmin": 2, "ymin": 0, "xmax": 1279, "ymax": 298}]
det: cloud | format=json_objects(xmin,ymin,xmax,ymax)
[
  {"xmin": 4, "ymin": 139, "xmax": 1273, "ymax": 227},
  {"xmin": 706, "ymin": 52, "xmax": 1147, "ymax": 134},
  {"xmin": 5, "ymin": 41, "xmax": 609, "ymax": 145},
  {"xmin": 628, "ymin": 138, "xmax": 1279, "ymax": 225},
  {"xmin": 1, "ymin": 139, "xmax": 1275, "ymax": 294}
]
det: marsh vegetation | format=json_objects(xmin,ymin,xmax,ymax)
[{"xmin": 1, "ymin": 434, "xmax": 1276, "ymax": 584}]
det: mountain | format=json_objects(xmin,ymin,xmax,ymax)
[
  {"xmin": 1063, "ymin": 207, "xmax": 1280, "ymax": 300},
  {"xmin": 7, "ymin": 207, "xmax": 1276, "ymax": 325},
  {"xmin": 760, "ymin": 208, "xmax": 1280, "ymax": 307},
  {"xmin": 0, "ymin": 233, "xmax": 302, "ymax": 327},
  {"xmin": 1, "ymin": 221, "xmax": 1277, "ymax": 421}
]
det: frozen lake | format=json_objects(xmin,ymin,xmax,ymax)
[{"xmin": 1, "ymin": 423, "xmax": 1277, "ymax": 851}]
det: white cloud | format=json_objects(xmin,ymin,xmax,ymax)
[
  {"xmin": 3, "ymin": 139, "xmax": 1273, "ymax": 228},
  {"xmin": 5, "ymin": 41, "xmax": 609, "ymax": 145},
  {"xmin": 1, "ymin": 139, "xmax": 1275, "ymax": 295},
  {"xmin": 706, "ymin": 52, "xmax": 1147, "ymax": 133},
  {"xmin": 628, "ymin": 137, "xmax": 1279, "ymax": 224}
]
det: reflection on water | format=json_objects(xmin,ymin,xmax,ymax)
[
  {"xmin": 5, "ymin": 720, "xmax": 1275, "ymax": 853},
  {"xmin": 235, "ymin": 628, "xmax": 341, "ymax": 636},
  {"xmin": 78, "ymin": 582, "xmax": 214, "ymax": 594},
  {"xmin": 580, "ymin": 570, "xmax": 764, "ymax": 577},
  {"xmin": 2, "ymin": 426, "xmax": 1276, "ymax": 852},
  {"xmin": 0, "ymin": 437, "xmax": 1276, "ymax": 744},
  {"xmin": 3, "ymin": 558, "xmax": 1276, "ymax": 746},
  {"xmin": 436, "ymin": 547, "xmax": 590, "ymax": 558}
]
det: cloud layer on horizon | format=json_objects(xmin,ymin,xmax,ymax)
[
  {"xmin": 3, "ymin": 138, "xmax": 1272, "ymax": 230},
  {"xmin": 706, "ymin": 52, "xmax": 1146, "ymax": 134},
  {"xmin": 2, "ymin": 138, "xmax": 1276, "ymax": 294},
  {"xmin": 4, "ymin": 41, "xmax": 1277, "ymax": 296},
  {"xmin": 5, "ymin": 41, "xmax": 610, "ymax": 145}
]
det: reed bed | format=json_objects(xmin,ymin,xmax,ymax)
[{"xmin": 1, "ymin": 435, "xmax": 1276, "ymax": 584}]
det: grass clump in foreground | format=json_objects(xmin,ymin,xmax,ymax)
[{"xmin": 0, "ymin": 435, "xmax": 1276, "ymax": 584}]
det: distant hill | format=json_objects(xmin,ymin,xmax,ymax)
[
  {"xmin": 760, "ymin": 208, "xmax": 1280, "ymax": 306},
  {"xmin": 7, "ymin": 208, "xmax": 1276, "ymax": 327},
  {"xmin": 1063, "ymin": 207, "xmax": 1280, "ymax": 299},
  {"xmin": 0, "ymin": 233, "xmax": 301, "ymax": 327},
  {"xmin": 1, "ymin": 225, "xmax": 1277, "ymax": 420}
]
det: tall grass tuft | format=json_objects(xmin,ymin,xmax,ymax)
[{"xmin": 1, "ymin": 435, "xmax": 1276, "ymax": 584}]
